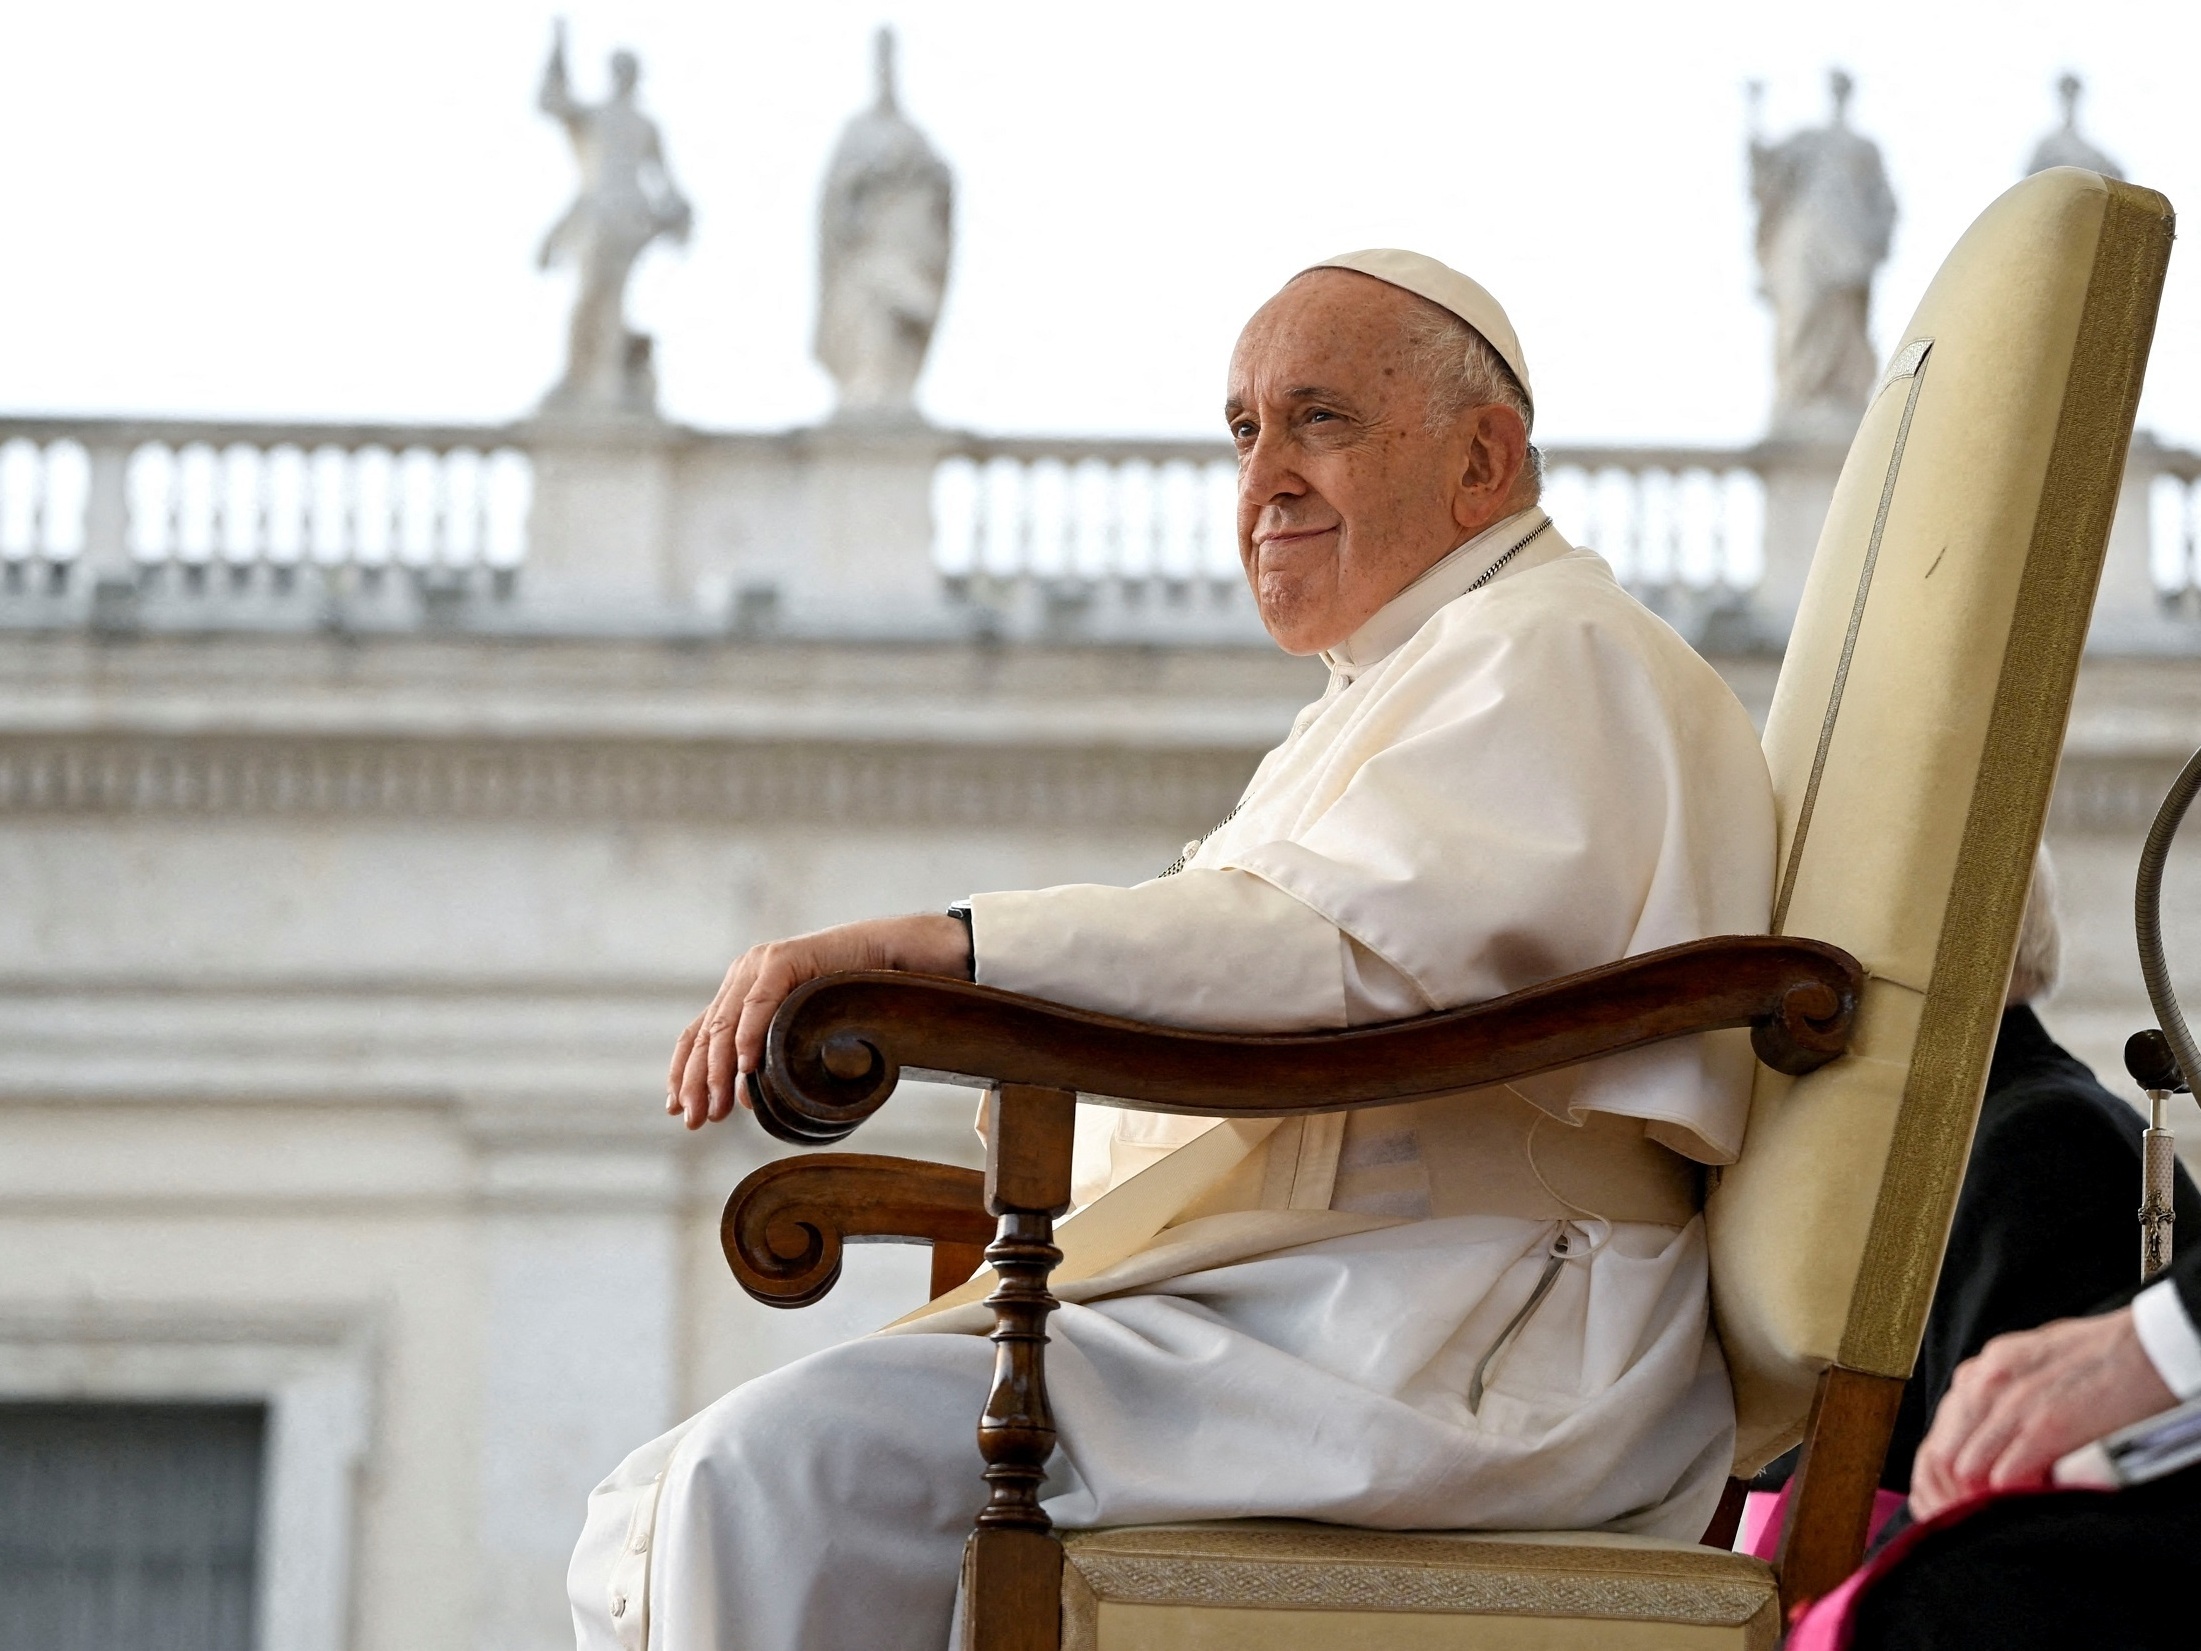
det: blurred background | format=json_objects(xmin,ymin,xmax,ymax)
[{"xmin": 1, "ymin": 3, "xmax": 2197, "ymax": 1649}]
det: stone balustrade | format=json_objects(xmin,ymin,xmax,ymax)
[
  {"xmin": 3, "ymin": 413, "xmax": 2196, "ymax": 653},
  {"xmin": 0, "ymin": 418, "xmax": 534, "ymax": 621},
  {"xmin": 927, "ymin": 437, "xmax": 1774, "ymax": 647}
]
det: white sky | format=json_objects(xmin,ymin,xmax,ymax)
[{"xmin": 4, "ymin": 0, "xmax": 2197, "ymax": 446}]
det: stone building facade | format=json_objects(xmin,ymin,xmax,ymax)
[{"xmin": 3, "ymin": 55, "xmax": 2199, "ymax": 1651}]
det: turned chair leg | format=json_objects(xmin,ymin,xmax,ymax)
[{"xmin": 962, "ymin": 1084, "xmax": 1075, "ymax": 1651}]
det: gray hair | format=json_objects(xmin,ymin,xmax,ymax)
[
  {"xmin": 1393, "ymin": 298, "xmax": 1543, "ymax": 493},
  {"xmin": 2007, "ymin": 844, "xmax": 2063, "ymax": 1006}
]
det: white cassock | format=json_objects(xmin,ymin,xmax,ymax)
[{"xmin": 570, "ymin": 506, "xmax": 1777, "ymax": 1651}]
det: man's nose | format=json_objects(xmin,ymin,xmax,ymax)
[{"xmin": 1238, "ymin": 427, "xmax": 1305, "ymax": 507}]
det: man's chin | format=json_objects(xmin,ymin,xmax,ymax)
[{"xmin": 1254, "ymin": 592, "xmax": 1343, "ymax": 656}]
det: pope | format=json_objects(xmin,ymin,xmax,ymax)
[{"xmin": 571, "ymin": 251, "xmax": 1777, "ymax": 1651}]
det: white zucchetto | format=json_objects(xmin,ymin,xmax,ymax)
[{"xmin": 1307, "ymin": 248, "xmax": 1533, "ymax": 410}]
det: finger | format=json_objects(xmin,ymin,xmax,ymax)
[
  {"xmin": 687, "ymin": 956, "xmax": 757, "ymax": 1124},
  {"xmin": 1916, "ymin": 1351, "xmax": 2019, "ymax": 1506},
  {"xmin": 681, "ymin": 1033, "xmax": 717, "ymax": 1129},
  {"xmin": 1911, "ymin": 1418, "xmax": 1965, "ymax": 1520},
  {"xmin": 677, "ymin": 1003, "xmax": 717, "ymax": 1125},
  {"xmin": 667, "ymin": 1015, "xmax": 703, "ymax": 1110},
  {"xmin": 1984, "ymin": 1412, "xmax": 2063, "ymax": 1493},
  {"xmin": 676, "ymin": 967, "xmax": 735, "ymax": 1123},
  {"xmin": 1947, "ymin": 1378, "xmax": 2033, "ymax": 1492},
  {"xmin": 735, "ymin": 951, "xmax": 796, "ymax": 1079},
  {"xmin": 706, "ymin": 1001, "xmax": 739, "ymax": 1122}
]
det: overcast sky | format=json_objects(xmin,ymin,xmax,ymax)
[{"xmin": 4, "ymin": 0, "xmax": 2196, "ymax": 446}]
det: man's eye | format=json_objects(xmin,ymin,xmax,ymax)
[
  {"xmin": 1231, "ymin": 421, "xmax": 1257, "ymax": 440},
  {"xmin": 1305, "ymin": 409, "xmax": 1336, "ymax": 424}
]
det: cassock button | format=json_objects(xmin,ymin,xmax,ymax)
[
  {"xmin": 611, "ymin": 1594, "xmax": 627, "ymax": 1619},
  {"xmin": 630, "ymin": 1531, "xmax": 649, "ymax": 1553},
  {"xmin": 1181, "ymin": 841, "xmax": 1200, "ymax": 861}
]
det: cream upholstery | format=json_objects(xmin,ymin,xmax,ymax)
[
  {"xmin": 1710, "ymin": 167, "xmax": 2172, "ymax": 1466},
  {"xmin": 1054, "ymin": 167, "xmax": 2172, "ymax": 1646}
]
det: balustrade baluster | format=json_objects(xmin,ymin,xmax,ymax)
[
  {"xmin": 471, "ymin": 451, "xmax": 493, "ymax": 572},
  {"xmin": 388, "ymin": 457, "xmax": 406, "ymax": 573},
  {"xmin": 28, "ymin": 444, "xmax": 50, "ymax": 571},
  {"xmin": 80, "ymin": 443, "xmax": 130, "ymax": 585},
  {"xmin": 162, "ymin": 448, "xmax": 188, "ymax": 580},
  {"xmin": 433, "ymin": 449, "xmax": 454, "ymax": 571},
  {"xmin": 343, "ymin": 451, "xmax": 363, "ymax": 576}
]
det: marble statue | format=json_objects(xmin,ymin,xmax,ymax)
[
  {"xmin": 1748, "ymin": 71, "xmax": 1898, "ymax": 440},
  {"xmin": 814, "ymin": 28, "xmax": 954, "ymax": 422},
  {"xmin": 2027, "ymin": 73, "xmax": 2123, "ymax": 180},
  {"xmin": 536, "ymin": 22, "xmax": 693, "ymax": 417}
]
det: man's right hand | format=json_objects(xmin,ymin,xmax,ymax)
[{"xmin": 666, "ymin": 913, "xmax": 971, "ymax": 1131}]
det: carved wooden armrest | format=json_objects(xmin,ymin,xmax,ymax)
[
  {"xmin": 722, "ymin": 1153, "xmax": 995, "ymax": 1307},
  {"xmin": 745, "ymin": 933, "xmax": 1861, "ymax": 1145}
]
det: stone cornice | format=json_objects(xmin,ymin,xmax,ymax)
[
  {"xmin": 4, "ymin": 727, "xmax": 2189, "ymax": 832},
  {"xmin": 0, "ymin": 730, "xmax": 1258, "ymax": 829}
]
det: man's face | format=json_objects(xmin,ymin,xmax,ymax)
[{"xmin": 1226, "ymin": 270, "xmax": 1526, "ymax": 655}]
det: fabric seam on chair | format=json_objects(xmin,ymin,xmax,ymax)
[{"xmin": 1770, "ymin": 343, "xmax": 1933, "ymax": 936}]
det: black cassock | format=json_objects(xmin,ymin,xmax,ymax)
[
  {"xmin": 1832, "ymin": 1005, "xmax": 2201, "ymax": 1649},
  {"xmin": 1881, "ymin": 1003, "xmax": 2201, "ymax": 1489}
]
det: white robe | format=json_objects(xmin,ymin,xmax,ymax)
[{"xmin": 569, "ymin": 509, "xmax": 1777, "ymax": 1651}]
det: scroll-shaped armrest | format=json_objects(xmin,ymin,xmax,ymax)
[
  {"xmin": 723, "ymin": 1152, "xmax": 994, "ymax": 1307},
  {"xmin": 747, "ymin": 933, "xmax": 1862, "ymax": 1145}
]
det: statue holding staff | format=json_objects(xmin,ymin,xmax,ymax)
[{"xmin": 536, "ymin": 20, "xmax": 692, "ymax": 416}]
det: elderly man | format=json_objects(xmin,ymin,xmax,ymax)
[{"xmin": 570, "ymin": 252, "xmax": 1775, "ymax": 1651}]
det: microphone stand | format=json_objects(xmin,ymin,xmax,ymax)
[{"xmin": 2124, "ymin": 743, "xmax": 2201, "ymax": 1281}]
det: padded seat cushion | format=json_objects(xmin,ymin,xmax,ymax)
[{"xmin": 1060, "ymin": 1522, "xmax": 1778, "ymax": 1650}]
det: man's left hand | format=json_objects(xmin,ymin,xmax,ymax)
[{"xmin": 1910, "ymin": 1307, "xmax": 2174, "ymax": 1520}]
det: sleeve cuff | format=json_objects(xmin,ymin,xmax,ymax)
[{"xmin": 2132, "ymin": 1278, "xmax": 2201, "ymax": 1401}]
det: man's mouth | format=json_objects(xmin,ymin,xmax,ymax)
[{"xmin": 1257, "ymin": 525, "xmax": 1338, "ymax": 550}]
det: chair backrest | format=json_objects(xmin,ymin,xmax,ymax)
[{"xmin": 1707, "ymin": 168, "xmax": 2174, "ymax": 1469}]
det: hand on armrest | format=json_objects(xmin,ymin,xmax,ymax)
[{"xmin": 669, "ymin": 914, "xmax": 972, "ymax": 1130}]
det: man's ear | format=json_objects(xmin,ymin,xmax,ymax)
[{"xmin": 1452, "ymin": 405, "xmax": 1531, "ymax": 532}]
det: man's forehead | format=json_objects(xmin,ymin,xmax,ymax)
[
  {"xmin": 1228, "ymin": 275, "xmax": 1419, "ymax": 394},
  {"xmin": 1245, "ymin": 268, "xmax": 1414, "ymax": 335},
  {"xmin": 1262, "ymin": 250, "xmax": 1535, "ymax": 411}
]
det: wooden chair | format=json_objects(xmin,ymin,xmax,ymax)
[{"xmin": 720, "ymin": 167, "xmax": 2171, "ymax": 1651}]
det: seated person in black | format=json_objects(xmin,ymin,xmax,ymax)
[
  {"xmin": 1756, "ymin": 849, "xmax": 2201, "ymax": 1509},
  {"xmin": 1881, "ymin": 849, "xmax": 2201, "ymax": 1491},
  {"xmin": 1834, "ymin": 850, "xmax": 2201, "ymax": 1649}
]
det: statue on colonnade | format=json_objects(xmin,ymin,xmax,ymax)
[
  {"xmin": 1748, "ymin": 70, "xmax": 1897, "ymax": 440},
  {"xmin": 814, "ymin": 28, "xmax": 954, "ymax": 423},
  {"xmin": 536, "ymin": 21, "xmax": 693, "ymax": 418},
  {"xmin": 2027, "ymin": 73, "xmax": 2123, "ymax": 179}
]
